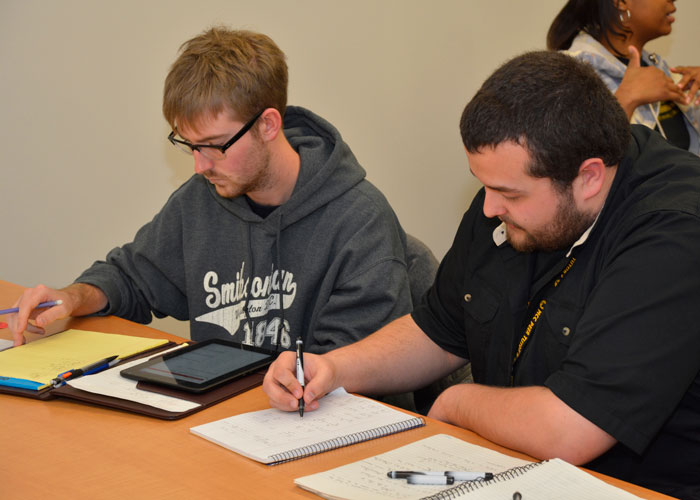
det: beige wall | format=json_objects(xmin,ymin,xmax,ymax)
[{"xmin": 2, "ymin": 0, "xmax": 698, "ymax": 338}]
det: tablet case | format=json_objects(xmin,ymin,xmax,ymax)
[
  {"xmin": 119, "ymin": 338, "xmax": 274, "ymax": 393},
  {"xmin": 0, "ymin": 342, "xmax": 266, "ymax": 420}
]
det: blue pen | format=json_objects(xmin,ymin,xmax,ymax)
[
  {"xmin": 51, "ymin": 355, "xmax": 120, "ymax": 387},
  {"xmin": 0, "ymin": 300, "xmax": 63, "ymax": 316},
  {"xmin": 83, "ymin": 357, "xmax": 120, "ymax": 375}
]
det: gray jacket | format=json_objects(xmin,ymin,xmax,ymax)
[{"xmin": 76, "ymin": 106, "xmax": 412, "ymax": 353}]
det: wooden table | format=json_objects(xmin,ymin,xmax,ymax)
[{"xmin": 0, "ymin": 280, "xmax": 674, "ymax": 499}]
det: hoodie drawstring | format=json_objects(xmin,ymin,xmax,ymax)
[{"xmin": 275, "ymin": 213, "xmax": 285, "ymax": 354}]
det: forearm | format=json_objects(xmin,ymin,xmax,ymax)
[
  {"xmin": 264, "ymin": 314, "xmax": 465, "ymax": 413},
  {"xmin": 429, "ymin": 384, "xmax": 616, "ymax": 465},
  {"xmin": 328, "ymin": 314, "xmax": 464, "ymax": 396}
]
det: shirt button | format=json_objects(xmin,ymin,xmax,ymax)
[
  {"xmin": 562, "ymin": 326, "xmax": 571, "ymax": 336},
  {"xmin": 464, "ymin": 293, "xmax": 472, "ymax": 302}
]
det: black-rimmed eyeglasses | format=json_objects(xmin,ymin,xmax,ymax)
[{"xmin": 168, "ymin": 109, "xmax": 265, "ymax": 161}]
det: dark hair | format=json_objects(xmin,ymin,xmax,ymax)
[
  {"xmin": 460, "ymin": 51, "xmax": 630, "ymax": 189},
  {"xmin": 547, "ymin": 0, "xmax": 629, "ymax": 54}
]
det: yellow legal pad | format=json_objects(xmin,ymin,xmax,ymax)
[{"xmin": 0, "ymin": 329, "xmax": 168, "ymax": 387}]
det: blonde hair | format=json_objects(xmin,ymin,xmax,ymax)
[{"xmin": 163, "ymin": 27, "xmax": 287, "ymax": 131}]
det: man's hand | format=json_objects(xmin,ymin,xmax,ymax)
[
  {"xmin": 263, "ymin": 350, "xmax": 339, "ymax": 413},
  {"xmin": 616, "ymin": 46, "xmax": 688, "ymax": 118},
  {"xmin": 8, "ymin": 283, "xmax": 107, "ymax": 346}
]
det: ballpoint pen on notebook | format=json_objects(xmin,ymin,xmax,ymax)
[
  {"xmin": 0, "ymin": 300, "xmax": 63, "ymax": 316},
  {"xmin": 51, "ymin": 355, "xmax": 120, "ymax": 387},
  {"xmin": 388, "ymin": 470, "xmax": 494, "ymax": 481}
]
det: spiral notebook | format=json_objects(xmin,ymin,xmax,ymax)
[
  {"xmin": 189, "ymin": 388, "xmax": 425, "ymax": 464},
  {"xmin": 419, "ymin": 458, "xmax": 642, "ymax": 500},
  {"xmin": 295, "ymin": 434, "xmax": 643, "ymax": 500}
]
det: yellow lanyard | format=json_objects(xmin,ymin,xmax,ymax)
[{"xmin": 512, "ymin": 256, "xmax": 576, "ymax": 370}]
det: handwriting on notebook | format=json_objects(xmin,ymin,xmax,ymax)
[{"xmin": 190, "ymin": 388, "xmax": 425, "ymax": 464}]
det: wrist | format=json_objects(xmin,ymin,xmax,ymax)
[
  {"xmin": 61, "ymin": 283, "xmax": 108, "ymax": 316},
  {"xmin": 324, "ymin": 350, "xmax": 345, "ymax": 392},
  {"xmin": 614, "ymin": 90, "xmax": 638, "ymax": 119}
]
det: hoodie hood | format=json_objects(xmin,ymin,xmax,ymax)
[{"xmin": 206, "ymin": 105, "xmax": 366, "ymax": 229}]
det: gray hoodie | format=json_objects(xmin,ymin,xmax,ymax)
[{"xmin": 76, "ymin": 106, "xmax": 412, "ymax": 353}]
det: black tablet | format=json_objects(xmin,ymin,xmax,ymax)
[{"xmin": 120, "ymin": 339, "xmax": 276, "ymax": 393}]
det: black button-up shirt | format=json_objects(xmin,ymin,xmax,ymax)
[{"xmin": 412, "ymin": 126, "xmax": 700, "ymax": 499}]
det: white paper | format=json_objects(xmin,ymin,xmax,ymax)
[
  {"xmin": 295, "ymin": 434, "xmax": 530, "ymax": 500},
  {"xmin": 190, "ymin": 388, "xmax": 424, "ymax": 463},
  {"xmin": 295, "ymin": 434, "xmax": 642, "ymax": 500},
  {"xmin": 67, "ymin": 345, "xmax": 200, "ymax": 413}
]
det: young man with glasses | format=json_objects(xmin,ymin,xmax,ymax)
[{"xmin": 8, "ymin": 28, "xmax": 413, "ymax": 355}]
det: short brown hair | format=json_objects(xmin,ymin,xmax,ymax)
[{"xmin": 163, "ymin": 27, "xmax": 288, "ymax": 132}]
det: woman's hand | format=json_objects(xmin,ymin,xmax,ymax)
[
  {"xmin": 616, "ymin": 46, "xmax": 687, "ymax": 118},
  {"xmin": 670, "ymin": 65, "xmax": 700, "ymax": 106}
]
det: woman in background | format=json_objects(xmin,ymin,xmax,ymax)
[{"xmin": 547, "ymin": 0, "xmax": 700, "ymax": 155}]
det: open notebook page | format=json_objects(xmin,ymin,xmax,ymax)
[
  {"xmin": 295, "ymin": 433, "xmax": 530, "ymax": 500},
  {"xmin": 190, "ymin": 388, "xmax": 424, "ymax": 464}
]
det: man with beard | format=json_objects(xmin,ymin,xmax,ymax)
[
  {"xmin": 8, "ymin": 28, "xmax": 414, "ymax": 356},
  {"xmin": 264, "ymin": 51, "xmax": 700, "ymax": 499}
]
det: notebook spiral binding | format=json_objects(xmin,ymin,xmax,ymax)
[
  {"xmin": 268, "ymin": 417, "xmax": 425, "ymax": 464},
  {"xmin": 419, "ymin": 460, "xmax": 544, "ymax": 500}
]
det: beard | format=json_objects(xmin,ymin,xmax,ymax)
[
  {"xmin": 205, "ymin": 140, "xmax": 273, "ymax": 199},
  {"xmin": 504, "ymin": 188, "xmax": 597, "ymax": 253}
]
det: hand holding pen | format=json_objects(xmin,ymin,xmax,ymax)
[
  {"xmin": 1, "ymin": 296, "xmax": 64, "ymax": 346},
  {"xmin": 2, "ymin": 283, "xmax": 70, "ymax": 343},
  {"xmin": 262, "ymin": 346, "xmax": 333, "ymax": 413},
  {"xmin": 5, "ymin": 282, "xmax": 108, "ymax": 346}
]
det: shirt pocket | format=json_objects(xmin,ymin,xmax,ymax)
[
  {"xmin": 462, "ymin": 277, "xmax": 503, "ymax": 382},
  {"xmin": 540, "ymin": 301, "xmax": 583, "ymax": 371},
  {"xmin": 462, "ymin": 279, "xmax": 499, "ymax": 323}
]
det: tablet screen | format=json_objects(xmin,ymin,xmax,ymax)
[{"xmin": 120, "ymin": 340, "xmax": 275, "ymax": 393}]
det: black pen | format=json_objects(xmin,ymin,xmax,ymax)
[
  {"xmin": 51, "ymin": 355, "xmax": 119, "ymax": 387},
  {"xmin": 295, "ymin": 337, "xmax": 305, "ymax": 417},
  {"xmin": 388, "ymin": 471, "xmax": 494, "ymax": 481},
  {"xmin": 513, "ymin": 492, "xmax": 522, "ymax": 500}
]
